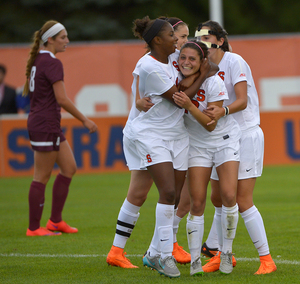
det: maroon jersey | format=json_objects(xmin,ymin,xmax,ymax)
[{"xmin": 27, "ymin": 50, "xmax": 64, "ymax": 133}]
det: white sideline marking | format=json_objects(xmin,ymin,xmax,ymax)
[{"xmin": 0, "ymin": 253, "xmax": 299, "ymax": 265}]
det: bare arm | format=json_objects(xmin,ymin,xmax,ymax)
[
  {"xmin": 203, "ymin": 81, "xmax": 248, "ymax": 122},
  {"xmin": 53, "ymin": 81, "xmax": 98, "ymax": 133}
]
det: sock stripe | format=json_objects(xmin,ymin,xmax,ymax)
[
  {"xmin": 117, "ymin": 220, "xmax": 135, "ymax": 229},
  {"xmin": 116, "ymin": 229, "xmax": 131, "ymax": 237}
]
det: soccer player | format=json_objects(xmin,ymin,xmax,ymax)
[
  {"xmin": 173, "ymin": 40, "xmax": 241, "ymax": 275},
  {"xmin": 23, "ymin": 20, "xmax": 98, "ymax": 236},
  {"xmin": 195, "ymin": 20, "xmax": 277, "ymax": 275}
]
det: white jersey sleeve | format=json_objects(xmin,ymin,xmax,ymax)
[{"xmin": 218, "ymin": 52, "xmax": 260, "ymax": 130}]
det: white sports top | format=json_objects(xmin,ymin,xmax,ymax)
[
  {"xmin": 184, "ymin": 74, "xmax": 241, "ymax": 148},
  {"xmin": 130, "ymin": 51, "xmax": 188, "ymax": 140},
  {"xmin": 123, "ymin": 54, "xmax": 148, "ymax": 139},
  {"xmin": 218, "ymin": 52, "xmax": 260, "ymax": 131}
]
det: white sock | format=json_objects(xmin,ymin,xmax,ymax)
[
  {"xmin": 222, "ymin": 204, "xmax": 239, "ymax": 253},
  {"xmin": 186, "ymin": 213, "xmax": 204, "ymax": 263},
  {"xmin": 149, "ymin": 203, "xmax": 174, "ymax": 259},
  {"xmin": 241, "ymin": 205, "xmax": 270, "ymax": 256},
  {"xmin": 173, "ymin": 210, "xmax": 182, "ymax": 244},
  {"xmin": 205, "ymin": 208, "xmax": 220, "ymax": 249},
  {"xmin": 214, "ymin": 207, "xmax": 223, "ymax": 251},
  {"xmin": 113, "ymin": 198, "xmax": 140, "ymax": 248}
]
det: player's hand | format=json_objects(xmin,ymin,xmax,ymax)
[
  {"xmin": 203, "ymin": 105, "xmax": 224, "ymax": 123},
  {"xmin": 173, "ymin": 91, "xmax": 192, "ymax": 109},
  {"xmin": 83, "ymin": 119, "xmax": 98, "ymax": 133},
  {"xmin": 136, "ymin": 97, "xmax": 154, "ymax": 112},
  {"xmin": 178, "ymin": 75, "xmax": 197, "ymax": 91}
]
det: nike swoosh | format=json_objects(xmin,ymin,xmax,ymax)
[
  {"xmin": 160, "ymin": 239, "xmax": 169, "ymax": 242},
  {"xmin": 188, "ymin": 230, "xmax": 197, "ymax": 234},
  {"xmin": 253, "ymin": 240, "xmax": 259, "ymax": 244},
  {"xmin": 51, "ymin": 224, "xmax": 59, "ymax": 229},
  {"xmin": 246, "ymin": 168, "xmax": 252, "ymax": 172},
  {"xmin": 227, "ymin": 228, "xmax": 236, "ymax": 231}
]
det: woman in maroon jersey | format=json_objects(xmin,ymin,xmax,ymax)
[{"xmin": 23, "ymin": 20, "xmax": 98, "ymax": 236}]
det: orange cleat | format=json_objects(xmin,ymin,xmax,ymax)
[
  {"xmin": 46, "ymin": 220, "xmax": 78, "ymax": 234},
  {"xmin": 106, "ymin": 245, "xmax": 138, "ymax": 268},
  {"xmin": 254, "ymin": 254, "xmax": 277, "ymax": 275},
  {"xmin": 26, "ymin": 227, "xmax": 62, "ymax": 236},
  {"xmin": 172, "ymin": 242, "xmax": 191, "ymax": 264},
  {"xmin": 201, "ymin": 242, "xmax": 219, "ymax": 258},
  {"xmin": 202, "ymin": 251, "xmax": 237, "ymax": 272}
]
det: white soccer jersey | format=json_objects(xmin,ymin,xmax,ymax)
[
  {"xmin": 184, "ymin": 74, "xmax": 241, "ymax": 148},
  {"xmin": 130, "ymin": 51, "xmax": 187, "ymax": 140},
  {"xmin": 218, "ymin": 52, "xmax": 260, "ymax": 131},
  {"xmin": 123, "ymin": 54, "xmax": 148, "ymax": 139}
]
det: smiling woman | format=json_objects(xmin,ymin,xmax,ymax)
[{"xmin": 22, "ymin": 20, "xmax": 98, "ymax": 237}]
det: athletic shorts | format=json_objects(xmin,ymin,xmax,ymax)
[
  {"xmin": 134, "ymin": 136, "xmax": 189, "ymax": 171},
  {"xmin": 28, "ymin": 129, "xmax": 66, "ymax": 152},
  {"xmin": 123, "ymin": 135, "xmax": 146, "ymax": 171},
  {"xmin": 211, "ymin": 125, "xmax": 264, "ymax": 180},
  {"xmin": 189, "ymin": 140, "xmax": 240, "ymax": 168}
]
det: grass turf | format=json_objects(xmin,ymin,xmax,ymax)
[{"xmin": 0, "ymin": 164, "xmax": 299, "ymax": 283}]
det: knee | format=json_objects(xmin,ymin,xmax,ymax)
[
  {"xmin": 61, "ymin": 163, "xmax": 77, "ymax": 178},
  {"xmin": 222, "ymin": 191, "xmax": 236, "ymax": 207},
  {"xmin": 190, "ymin": 200, "xmax": 205, "ymax": 215},
  {"xmin": 159, "ymin": 188, "xmax": 176, "ymax": 204}
]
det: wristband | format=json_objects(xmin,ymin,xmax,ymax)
[{"xmin": 223, "ymin": 106, "xmax": 229, "ymax": 117}]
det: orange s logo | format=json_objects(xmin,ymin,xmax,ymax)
[{"xmin": 218, "ymin": 71, "xmax": 225, "ymax": 81}]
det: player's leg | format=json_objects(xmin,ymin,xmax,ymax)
[
  {"xmin": 187, "ymin": 166, "xmax": 211, "ymax": 276},
  {"xmin": 107, "ymin": 170, "xmax": 153, "ymax": 268},
  {"xmin": 238, "ymin": 178, "xmax": 276, "ymax": 274},
  {"xmin": 238, "ymin": 127, "xmax": 276, "ymax": 274},
  {"xmin": 146, "ymin": 162, "xmax": 180, "ymax": 278},
  {"xmin": 216, "ymin": 160, "xmax": 239, "ymax": 274},
  {"xmin": 27, "ymin": 149, "xmax": 60, "ymax": 236},
  {"xmin": 172, "ymin": 179, "xmax": 191, "ymax": 264},
  {"xmin": 45, "ymin": 139, "xmax": 78, "ymax": 234}
]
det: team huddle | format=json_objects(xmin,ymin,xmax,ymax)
[
  {"xmin": 24, "ymin": 16, "xmax": 277, "ymax": 279},
  {"xmin": 106, "ymin": 16, "xmax": 277, "ymax": 278}
]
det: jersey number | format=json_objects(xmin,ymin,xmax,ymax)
[{"xmin": 29, "ymin": 66, "xmax": 36, "ymax": 92}]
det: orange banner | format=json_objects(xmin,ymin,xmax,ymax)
[
  {"xmin": 1, "ymin": 35, "xmax": 300, "ymax": 177},
  {"xmin": 0, "ymin": 115, "xmax": 128, "ymax": 177}
]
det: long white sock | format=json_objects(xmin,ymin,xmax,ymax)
[
  {"xmin": 149, "ymin": 203, "xmax": 174, "ymax": 259},
  {"xmin": 205, "ymin": 208, "xmax": 220, "ymax": 249},
  {"xmin": 241, "ymin": 205, "xmax": 270, "ymax": 256},
  {"xmin": 113, "ymin": 198, "xmax": 140, "ymax": 248},
  {"xmin": 173, "ymin": 209, "xmax": 182, "ymax": 244},
  {"xmin": 186, "ymin": 213, "xmax": 204, "ymax": 263},
  {"xmin": 222, "ymin": 204, "xmax": 239, "ymax": 253},
  {"xmin": 214, "ymin": 207, "xmax": 223, "ymax": 251}
]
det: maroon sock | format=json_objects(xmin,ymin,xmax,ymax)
[
  {"xmin": 50, "ymin": 173, "xmax": 72, "ymax": 223},
  {"xmin": 28, "ymin": 181, "xmax": 46, "ymax": 231}
]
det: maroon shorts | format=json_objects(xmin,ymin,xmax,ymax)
[{"xmin": 28, "ymin": 129, "xmax": 66, "ymax": 152}]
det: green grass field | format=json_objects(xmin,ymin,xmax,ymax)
[{"xmin": 0, "ymin": 164, "xmax": 299, "ymax": 283}]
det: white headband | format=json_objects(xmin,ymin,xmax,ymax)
[{"xmin": 41, "ymin": 23, "xmax": 65, "ymax": 43}]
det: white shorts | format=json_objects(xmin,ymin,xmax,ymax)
[
  {"xmin": 123, "ymin": 135, "xmax": 146, "ymax": 171},
  {"xmin": 134, "ymin": 136, "xmax": 189, "ymax": 171},
  {"xmin": 211, "ymin": 126, "xmax": 264, "ymax": 180},
  {"xmin": 189, "ymin": 140, "xmax": 240, "ymax": 168}
]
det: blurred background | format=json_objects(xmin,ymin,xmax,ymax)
[
  {"xmin": 1, "ymin": 0, "xmax": 300, "ymax": 177},
  {"xmin": 1, "ymin": 0, "xmax": 300, "ymax": 43}
]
